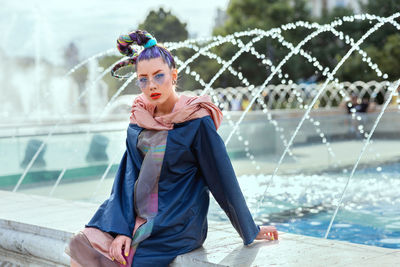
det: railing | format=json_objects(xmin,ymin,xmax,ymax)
[{"xmin": 184, "ymin": 80, "xmax": 396, "ymax": 110}]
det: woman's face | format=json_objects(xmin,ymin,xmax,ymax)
[{"xmin": 136, "ymin": 57, "xmax": 178, "ymax": 105}]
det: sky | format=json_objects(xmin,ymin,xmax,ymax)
[{"xmin": 0, "ymin": 0, "xmax": 230, "ymax": 65}]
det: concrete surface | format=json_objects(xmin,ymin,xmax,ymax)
[{"xmin": 0, "ymin": 190, "xmax": 399, "ymax": 267}]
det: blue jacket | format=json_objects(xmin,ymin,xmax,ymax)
[{"xmin": 85, "ymin": 115, "xmax": 260, "ymax": 266}]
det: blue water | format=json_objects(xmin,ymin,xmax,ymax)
[
  {"xmin": 274, "ymin": 214, "xmax": 400, "ymax": 249},
  {"xmin": 210, "ymin": 162, "xmax": 400, "ymax": 249}
]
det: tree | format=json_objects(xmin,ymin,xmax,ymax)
[
  {"xmin": 138, "ymin": 7, "xmax": 188, "ymax": 42},
  {"xmin": 210, "ymin": 0, "xmax": 313, "ymax": 87},
  {"xmin": 358, "ymin": 0, "xmax": 400, "ymax": 48},
  {"xmin": 368, "ymin": 34, "xmax": 400, "ymax": 80},
  {"xmin": 330, "ymin": 0, "xmax": 400, "ymax": 82},
  {"xmin": 207, "ymin": 0, "xmax": 400, "ymax": 85}
]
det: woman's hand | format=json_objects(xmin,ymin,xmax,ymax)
[
  {"xmin": 109, "ymin": 234, "xmax": 132, "ymax": 265},
  {"xmin": 255, "ymin": 225, "xmax": 278, "ymax": 241}
]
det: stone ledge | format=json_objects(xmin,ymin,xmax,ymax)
[
  {"xmin": 0, "ymin": 190, "xmax": 399, "ymax": 266},
  {"xmin": 0, "ymin": 219, "xmax": 70, "ymax": 266}
]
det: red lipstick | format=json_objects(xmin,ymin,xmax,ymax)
[{"xmin": 150, "ymin": 93, "xmax": 161, "ymax": 99}]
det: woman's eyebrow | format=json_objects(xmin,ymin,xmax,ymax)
[
  {"xmin": 138, "ymin": 70, "xmax": 163, "ymax": 77},
  {"xmin": 153, "ymin": 70, "xmax": 163, "ymax": 75}
]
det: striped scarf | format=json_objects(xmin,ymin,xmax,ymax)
[{"xmin": 122, "ymin": 129, "xmax": 168, "ymax": 266}]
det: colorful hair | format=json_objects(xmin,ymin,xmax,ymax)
[{"xmin": 111, "ymin": 30, "xmax": 176, "ymax": 79}]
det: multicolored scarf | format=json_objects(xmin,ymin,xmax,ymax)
[
  {"xmin": 130, "ymin": 93, "xmax": 223, "ymax": 131},
  {"xmin": 122, "ymin": 130, "xmax": 168, "ymax": 266}
]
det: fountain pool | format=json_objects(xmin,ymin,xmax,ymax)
[{"xmin": 208, "ymin": 162, "xmax": 400, "ymax": 249}]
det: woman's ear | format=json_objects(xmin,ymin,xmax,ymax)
[{"xmin": 172, "ymin": 68, "xmax": 178, "ymax": 81}]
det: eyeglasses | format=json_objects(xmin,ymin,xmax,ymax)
[{"xmin": 136, "ymin": 73, "xmax": 166, "ymax": 90}]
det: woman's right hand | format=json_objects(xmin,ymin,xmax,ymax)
[
  {"xmin": 255, "ymin": 225, "xmax": 279, "ymax": 241},
  {"xmin": 109, "ymin": 234, "xmax": 132, "ymax": 265}
]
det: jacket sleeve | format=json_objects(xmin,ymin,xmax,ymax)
[
  {"xmin": 85, "ymin": 144, "xmax": 138, "ymax": 238},
  {"xmin": 193, "ymin": 116, "xmax": 260, "ymax": 245}
]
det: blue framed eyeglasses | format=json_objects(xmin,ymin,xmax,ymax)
[{"xmin": 136, "ymin": 73, "xmax": 166, "ymax": 90}]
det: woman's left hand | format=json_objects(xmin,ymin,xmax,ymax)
[{"xmin": 255, "ymin": 225, "xmax": 278, "ymax": 241}]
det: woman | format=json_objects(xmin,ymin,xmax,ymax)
[{"xmin": 66, "ymin": 30, "xmax": 278, "ymax": 267}]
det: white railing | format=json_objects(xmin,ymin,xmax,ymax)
[{"xmin": 185, "ymin": 80, "xmax": 396, "ymax": 110}]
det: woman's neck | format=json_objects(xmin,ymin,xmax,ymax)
[{"xmin": 154, "ymin": 92, "xmax": 179, "ymax": 116}]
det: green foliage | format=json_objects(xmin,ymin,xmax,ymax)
[
  {"xmin": 99, "ymin": 0, "xmax": 400, "ymax": 97},
  {"xmin": 211, "ymin": 0, "xmax": 313, "ymax": 87},
  {"xmin": 206, "ymin": 0, "xmax": 400, "ymax": 86},
  {"xmin": 359, "ymin": 0, "xmax": 400, "ymax": 18},
  {"xmin": 138, "ymin": 7, "xmax": 189, "ymax": 42},
  {"xmin": 214, "ymin": 0, "xmax": 310, "ymax": 35},
  {"xmin": 334, "ymin": 1, "xmax": 400, "ymax": 81},
  {"xmin": 369, "ymin": 34, "xmax": 400, "ymax": 80}
]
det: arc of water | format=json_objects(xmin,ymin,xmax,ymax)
[
  {"xmin": 234, "ymin": 36, "xmax": 337, "ymax": 158},
  {"xmin": 14, "ymin": 56, "xmax": 128, "ymax": 192},
  {"xmin": 223, "ymin": 13, "xmax": 397, "ymax": 146},
  {"xmin": 224, "ymin": 25, "xmax": 329, "ymax": 146},
  {"xmin": 19, "ymin": 14, "xmax": 395, "ymax": 194},
  {"xmin": 163, "ymin": 16, "xmax": 383, "ymax": 106},
  {"xmin": 93, "ymin": 31, "xmax": 291, "ymax": 185},
  {"xmin": 174, "ymin": 58, "xmax": 263, "ymax": 169},
  {"xmin": 64, "ymin": 48, "xmax": 116, "ymax": 78},
  {"xmin": 93, "ymin": 31, "xmax": 274, "ymax": 124},
  {"xmin": 93, "ymin": 14, "xmax": 390, "ymax": 214},
  {"xmin": 55, "ymin": 36, "xmax": 261, "ymax": 191},
  {"xmin": 6, "ymin": 21, "xmax": 314, "ymax": 191},
  {"xmin": 94, "ymin": 39, "xmax": 282, "ymax": 186},
  {"xmin": 92, "ymin": 15, "xmax": 396, "ymax": 192},
  {"xmin": 251, "ymin": 13, "xmax": 400, "ymax": 217},
  {"xmin": 88, "ymin": 72, "xmax": 137, "ymax": 124},
  {"xmin": 45, "ymin": 60, "xmax": 129, "ymax": 193},
  {"xmin": 93, "ymin": 51, "xmax": 272, "ymax": 194},
  {"xmin": 90, "ymin": 145, "xmax": 126, "ymax": 202},
  {"xmin": 33, "ymin": 8, "xmax": 42, "ymax": 123},
  {"xmin": 10, "ymin": 49, "xmax": 118, "ymax": 126},
  {"xmin": 13, "ymin": 141, "xmax": 46, "ymax": 192},
  {"xmin": 167, "ymin": 19, "xmax": 387, "ymax": 166},
  {"xmin": 174, "ymin": 45, "xmax": 296, "ymax": 162},
  {"xmin": 219, "ymin": 13, "xmax": 399, "ymax": 217},
  {"xmin": 49, "ymin": 168, "xmax": 66, "ymax": 197},
  {"xmin": 177, "ymin": 21, "xmax": 386, "ymax": 162},
  {"xmin": 166, "ymin": 15, "xmax": 391, "ymax": 84},
  {"xmin": 324, "ymin": 79, "xmax": 400, "ymax": 238}
]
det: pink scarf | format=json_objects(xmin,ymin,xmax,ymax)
[{"xmin": 130, "ymin": 93, "xmax": 223, "ymax": 130}]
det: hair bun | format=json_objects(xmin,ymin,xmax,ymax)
[
  {"xmin": 116, "ymin": 30, "xmax": 156, "ymax": 57},
  {"xmin": 112, "ymin": 30, "xmax": 157, "ymax": 79}
]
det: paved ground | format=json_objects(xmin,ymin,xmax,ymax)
[
  {"xmin": 0, "ymin": 190, "xmax": 399, "ymax": 266},
  {"xmin": 232, "ymin": 139, "xmax": 400, "ymax": 176}
]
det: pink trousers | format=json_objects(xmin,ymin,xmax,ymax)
[{"xmin": 66, "ymin": 217, "xmax": 146, "ymax": 267}]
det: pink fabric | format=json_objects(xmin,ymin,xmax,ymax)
[
  {"xmin": 130, "ymin": 93, "xmax": 223, "ymax": 130},
  {"xmin": 81, "ymin": 227, "xmax": 114, "ymax": 261},
  {"xmin": 72, "ymin": 216, "xmax": 147, "ymax": 266}
]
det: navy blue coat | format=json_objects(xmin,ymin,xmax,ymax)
[{"xmin": 85, "ymin": 115, "xmax": 260, "ymax": 266}]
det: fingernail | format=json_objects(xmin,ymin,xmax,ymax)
[
  {"xmin": 111, "ymin": 257, "xmax": 114, "ymax": 261},
  {"xmin": 125, "ymin": 251, "xmax": 129, "ymax": 256},
  {"xmin": 123, "ymin": 260, "xmax": 126, "ymax": 265},
  {"xmin": 272, "ymin": 236, "xmax": 275, "ymax": 240}
]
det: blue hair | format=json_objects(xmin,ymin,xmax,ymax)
[{"xmin": 136, "ymin": 45, "xmax": 176, "ymax": 70}]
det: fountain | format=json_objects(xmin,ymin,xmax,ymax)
[{"xmin": 1, "ymin": 13, "xmax": 400, "ymax": 251}]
